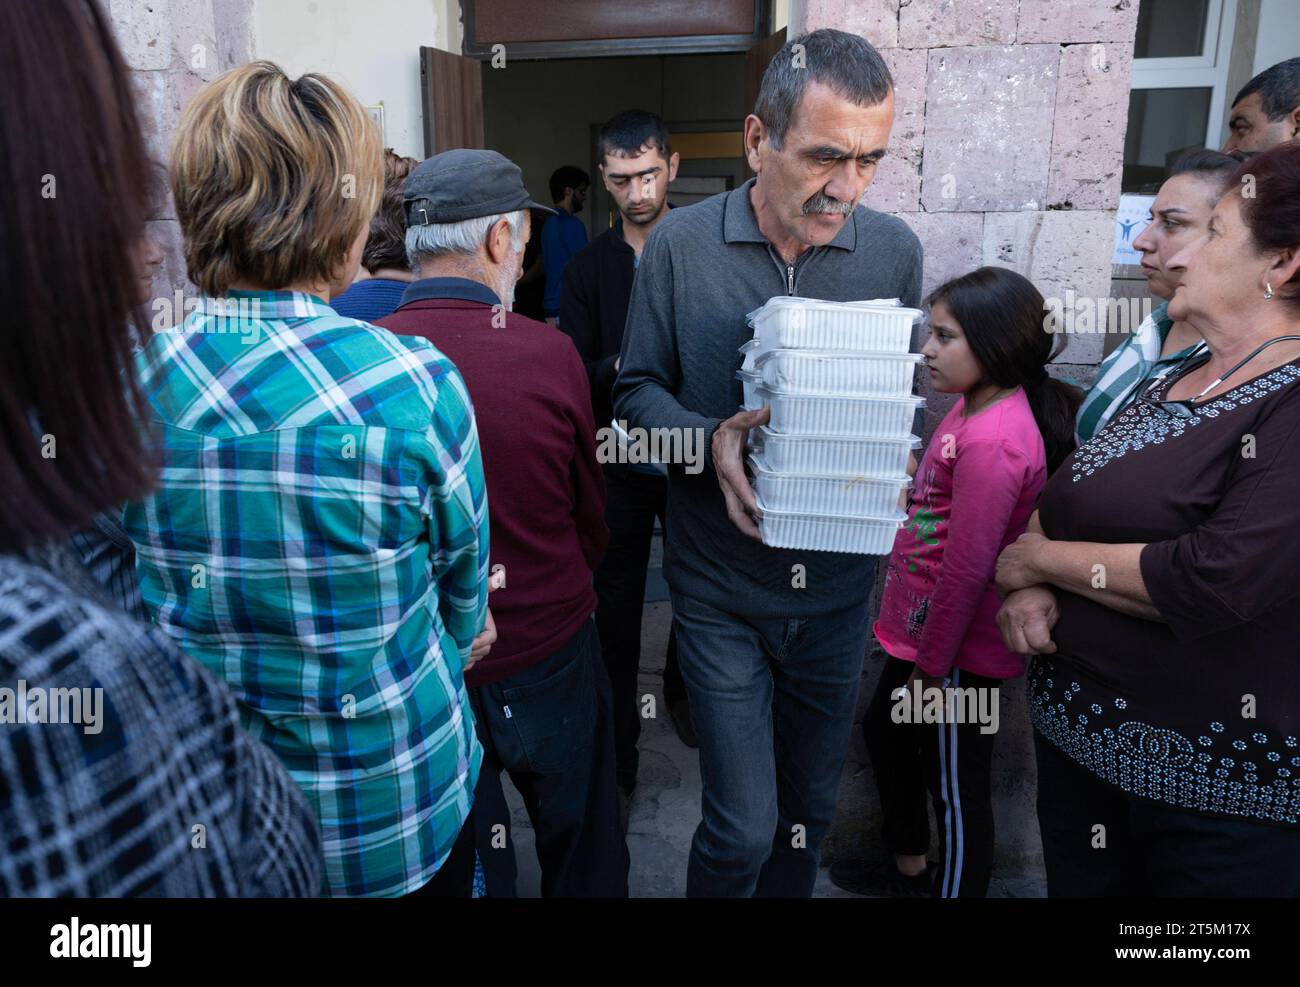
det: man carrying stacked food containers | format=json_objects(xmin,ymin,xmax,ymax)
[{"xmin": 613, "ymin": 28, "xmax": 924, "ymax": 897}]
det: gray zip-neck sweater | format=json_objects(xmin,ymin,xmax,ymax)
[{"xmin": 612, "ymin": 178, "xmax": 923, "ymax": 618}]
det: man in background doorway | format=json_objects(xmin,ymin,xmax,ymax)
[
  {"xmin": 560, "ymin": 110, "xmax": 695, "ymax": 827},
  {"xmin": 512, "ymin": 206, "xmax": 551, "ymax": 322},
  {"xmin": 542, "ymin": 164, "xmax": 589, "ymax": 325},
  {"xmin": 1222, "ymin": 57, "xmax": 1300, "ymax": 153}
]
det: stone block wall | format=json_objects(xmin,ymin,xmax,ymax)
[
  {"xmin": 110, "ymin": 0, "xmax": 254, "ymax": 323},
  {"xmin": 800, "ymin": 0, "xmax": 1140, "ymax": 884},
  {"xmin": 806, "ymin": 0, "xmax": 1138, "ymax": 430}
]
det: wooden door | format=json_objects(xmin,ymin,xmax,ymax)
[{"xmin": 420, "ymin": 46, "xmax": 485, "ymax": 156}]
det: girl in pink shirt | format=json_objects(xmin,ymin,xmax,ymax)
[{"xmin": 835, "ymin": 267, "xmax": 1081, "ymax": 900}]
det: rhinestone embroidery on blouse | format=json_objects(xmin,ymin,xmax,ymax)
[
  {"xmin": 1070, "ymin": 364, "xmax": 1300, "ymax": 482},
  {"xmin": 1029, "ymin": 659, "xmax": 1300, "ymax": 825}
]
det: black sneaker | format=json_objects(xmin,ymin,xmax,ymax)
[{"xmin": 829, "ymin": 855, "xmax": 935, "ymax": 898}]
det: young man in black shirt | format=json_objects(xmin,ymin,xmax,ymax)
[{"xmin": 559, "ymin": 110, "xmax": 691, "ymax": 819}]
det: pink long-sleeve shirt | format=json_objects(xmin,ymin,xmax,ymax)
[{"xmin": 873, "ymin": 388, "xmax": 1046, "ymax": 680}]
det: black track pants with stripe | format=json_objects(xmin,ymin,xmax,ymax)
[{"xmin": 919, "ymin": 667, "xmax": 1001, "ymax": 898}]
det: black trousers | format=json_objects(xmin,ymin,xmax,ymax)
[
  {"xmin": 863, "ymin": 656, "xmax": 930, "ymax": 858},
  {"xmin": 469, "ymin": 618, "xmax": 629, "ymax": 897},
  {"xmin": 864, "ymin": 656, "xmax": 1001, "ymax": 897},
  {"xmin": 1034, "ymin": 730, "xmax": 1300, "ymax": 897},
  {"xmin": 594, "ymin": 467, "xmax": 683, "ymax": 794}
]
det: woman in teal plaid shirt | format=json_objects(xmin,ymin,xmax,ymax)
[
  {"xmin": 1075, "ymin": 150, "xmax": 1245, "ymax": 443},
  {"xmin": 124, "ymin": 62, "xmax": 492, "ymax": 897}
]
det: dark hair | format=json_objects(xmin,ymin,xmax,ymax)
[
  {"xmin": 1232, "ymin": 57, "xmax": 1300, "ymax": 120},
  {"xmin": 928, "ymin": 267, "xmax": 1084, "ymax": 474},
  {"xmin": 0, "ymin": 0, "xmax": 157, "ymax": 552},
  {"xmin": 362, "ymin": 149, "xmax": 419, "ymax": 274},
  {"xmin": 549, "ymin": 165, "xmax": 589, "ymax": 204},
  {"xmin": 1168, "ymin": 147, "xmax": 1249, "ymax": 199},
  {"xmin": 1228, "ymin": 142, "xmax": 1300, "ymax": 304},
  {"xmin": 598, "ymin": 109, "xmax": 672, "ymax": 164},
  {"xmin": 754, "ymin": 28, "xmax": 893, "ymax": 150}
]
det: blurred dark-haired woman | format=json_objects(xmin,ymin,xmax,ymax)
[
  {"xmin": 66, "ymin": 227, "xmax": 164, "ymax": 620},
  {"xmin": 996, "ymin": 141, "xmax": 1300, "ymax": 896},
  {"xmin": 0, "ymin": 0, "xmax": 320, "ymax": 896},
  {"xmin": 833, "ymin": 267, "xmax": 1083, "ymax": 898}
]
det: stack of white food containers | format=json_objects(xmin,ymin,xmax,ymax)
[{"xmin": 737, "ymin": 297, "xmax": 924, "ymax": 555}]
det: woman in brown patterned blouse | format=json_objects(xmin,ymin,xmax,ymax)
[{"xmin": 994, "ymin": 142, "xmax": 1300, "ymax": 897}]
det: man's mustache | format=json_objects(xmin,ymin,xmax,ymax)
[{"xmin": 802, "ymin": 192, "xmax": 853, "ymax": 215}]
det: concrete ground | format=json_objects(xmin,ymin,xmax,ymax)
[{"xmin": 502, "ymin": 592, "xmax": 1047, "ymax": 898}]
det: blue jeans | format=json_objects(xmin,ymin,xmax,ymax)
[{"xmin": 671, "ymin": 591, "xmax": 871, "ymax": 897}]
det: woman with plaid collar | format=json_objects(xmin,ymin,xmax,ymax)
[{"xmin": 1074, "ymin": 149, "xmax": 1245, "ymax": 444}]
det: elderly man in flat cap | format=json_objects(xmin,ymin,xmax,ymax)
[{"xmin": 378, "ymin": 149, "xmax": 627, "ymax": 898}]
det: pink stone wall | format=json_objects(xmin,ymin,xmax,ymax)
[
  {"xmin": 110, "ymin": 0, "xmax": 254, "ymax": 320},
  {"xmin": 803, "ymin": 0, "xmax": 1139, "ymax": 436}
]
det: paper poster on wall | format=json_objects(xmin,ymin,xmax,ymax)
[{"xmin": 1113, "ymin": 193, "xmax": 1156, "ymax": 266}]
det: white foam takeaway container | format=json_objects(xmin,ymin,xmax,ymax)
[
  {"xmin": 751, "ymin": 426, "xmax": 919, "ymax": 477},
  {"xmin": 736, "ymin": 369, "xmax": 763, "ymax": 408},
  {"xmin": 748, "ymin": 454, "xmax": 910, "ymax": 516},
  {"xmin": 754, "ymin": 500, "xmax": 906, "ymax": 555},
  {"xmin": 755, "ymin": 349, "xmax": 924, "ymax": 397},
  {"xmin": 761, "ymin": 384, "xmax": 924, "ymax": 437},
  {"xmin": 747, "ymin": 297, "xmax": 921, "ymax": 353}
]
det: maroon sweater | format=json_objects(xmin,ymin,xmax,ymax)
[{"xmin": 379, "ymin": 281, "xmax": 607, "ymax": 686}]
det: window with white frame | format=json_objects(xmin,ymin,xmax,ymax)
[{"xmin": 1122, "ymin": 0, "xmax": 1237, "ymax": 193}]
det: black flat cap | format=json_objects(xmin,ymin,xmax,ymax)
[{"xmin": 404, "ymin": 148, "xmax": 554, "ymax": 227}]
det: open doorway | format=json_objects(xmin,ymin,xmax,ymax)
[
  {"xmin": 419, "ymin": 2, "xmax": 787, "ymax": 318},
  {"xmin": 483, "ymin": 52, "xmax": 748, "ymax": 242},
  {"xmin": 484, "ymin": 51, "xmax": 753, "ymax": 320}
]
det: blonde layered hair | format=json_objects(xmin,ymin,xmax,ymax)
[{"xmin": 170, "ymin": 61, "xmax": 382, "ymax": 296}]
